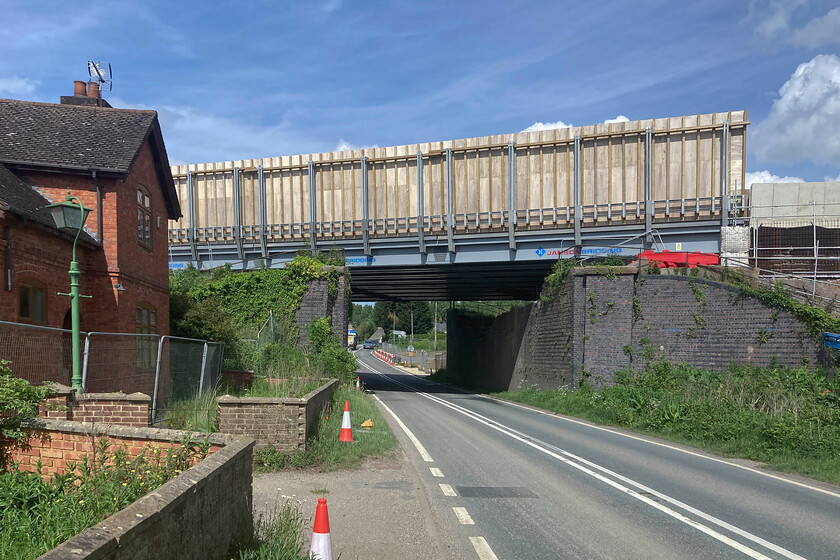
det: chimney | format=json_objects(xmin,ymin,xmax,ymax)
[
  {"xmin": 73, "ymin": 80, "xmax": 87, "ymax": 96},
  {"xmin": 88, "ymin": 81, "xmax": 101, "ymax": 99}
]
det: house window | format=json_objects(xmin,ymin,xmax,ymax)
[
  {"xmin": 19, "ymin": 281, "xmax": 46, "ymax": 323},
  {"xmin": 137, "ymin": 188, "xmax": 151, "ymax": 247},
  {"xmin": 136, "ymin": 303, "xmax": 157, "ymax": 369}
]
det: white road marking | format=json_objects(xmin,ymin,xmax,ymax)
[
  {"xmin": 469, "ymin": 537, "xmax": 499, "ymax": 560},
  {"xmin": 367, "ymin": 365, "xmax": 805, "ymax": 560},
  {"xmin": 430, "ymin": 467, "xmax": 444, "ymax": 477},
  {"xmin": 440, "ymin": 483, "xmax": 457, "ymax": 496},
  {"xmin": 487, "ymin": 394, "xmax": 840, "ymax": 500},
  {"xmin": 453, "ymin": 507, "xmax": 475, "ymax": 525},
  {"xmin": 370, "ymin": 392, "xmax": 434, "ymax": 462}
]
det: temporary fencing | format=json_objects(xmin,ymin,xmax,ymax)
[
  {"xmin": 0, "ymin": 320, "xmax": 224, "ymax": 425},
  {"xmin": 378, "ymin": 342, "xmax": 447, "ymax": 373}
]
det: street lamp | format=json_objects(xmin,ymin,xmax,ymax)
[{"xmin": 47, "ymin": 193, "xmax": 92, "ymax": 390}]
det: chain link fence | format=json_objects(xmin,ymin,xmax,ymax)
[{"xmin": 0, "ymin": 321, "xmax": 224, "ymax": 425}]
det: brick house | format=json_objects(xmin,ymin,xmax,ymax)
[{"xmin": 0, "ymin": 81, "xmax": 181, "ymax": 387}]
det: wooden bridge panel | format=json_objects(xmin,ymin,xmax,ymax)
[{"xmin": 169, "ymin": 111, "xmax": 747, "ymax": 243}]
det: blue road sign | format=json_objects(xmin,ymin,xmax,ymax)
[{"xmin": 824, "ymin": 332, "xmax": 840, "ymax": 349}]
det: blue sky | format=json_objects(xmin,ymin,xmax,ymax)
[{"xmin": 1, "ymin": 0, "xmax": 839, "ymax": 187}]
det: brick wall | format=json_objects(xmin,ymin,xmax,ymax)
[
  {"xmin": 448, "ymin": 266, "xmax": 827, "ymax": 391},
  {"xmin": 218, "ymin": 379, "xmax": 338, "ymax": 451},
  {"xmin": 40, "ymin": 385, "xmax": 151, "ymax": 427},
  {"xmin": 296, "ymin": 267, "xmax": 348, "ymax": 348},
  {"xmin": 17, "ymin": 419, "xmax": 253, "ymax": 560}
]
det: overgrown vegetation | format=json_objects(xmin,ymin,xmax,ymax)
[
  {"xmin": 254, "ymin": 384, "xmax": 397, "ymax": 472},
  {"xmin": 0, "ymin": 436, "xmax": 209, "ymax": 560},
  {"xmin": 0, "ymin": 360, "xmax": 51, "ymax": 470},
  {"xmin": 169, "ymin": 252, "xmax": 345, "ymax": 370},
  {"xmin": 495, "ymin": 359, "xmax": 840, "ymax": 484},
  {"xmin": 233, "ymin": 500, "xmax": 309, "ymax": 560}
]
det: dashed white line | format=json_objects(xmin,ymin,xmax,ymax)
[
  {"xmin": 453, "ymin": 507, "xmax": 475, "ymax": 525},
  {"xmin": 370, "ymin": 393, "xmax": 434, "ymax": 462},
  {"xmin": 430, "ymin": 467, "xmax": 444, "ymax": 477},
  {"xmin": 439, "ymin": 483, "xmax": 457, "ymax": 496},
  {"xmin": 469, "ymin": 537, "xmax": 499, "ymax": 560}
]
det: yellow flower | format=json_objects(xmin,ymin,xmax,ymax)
[
  {"xmin": 122, "ymin": 483, "xmax": 127, "ymax": 487},
  {"xmin": 78, "ymin": 500, "xmax": 84, "ymax": 504}
]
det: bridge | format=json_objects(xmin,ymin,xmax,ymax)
[{"xmin": 167, "ymin": 111, "xmax": 748, "ymax": 301}]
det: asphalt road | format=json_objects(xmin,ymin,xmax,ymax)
[{"xmin": 356, "ymin": 350, "xmax": 840, "ymax": 560}]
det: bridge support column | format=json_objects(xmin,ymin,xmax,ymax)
[
  {"xmin": 446, "ymin": 148, "xmax": 455, "ymax": 254},
  {"xmin": 361, "ymin": 156, "xmax": 370, "ymax": 256},
  {"xmin": 721, "ymin": 120, "xmax": 730, "ymax": 228},
  {"xmin": 507, "ymin": 141, "xmax": 516, "ymax": 251},
  {"xmin": 187, "ymin": 170, "xmax": 198, "ymax": 265},
  {"xmin": 308, "ymin": 161, "xmax": 317, "ymax": 255},
  {"xmin": 573, "ymin": 135, "xmax": 581, "ymax": 247},
  {"xmin": 644, "ymin": 127, "xmax": 653, "ymax": 247},
  {"xmin": 258, "ymin": 165, "xmax": 268, "ymax": 259},
  {"xmin": 234, "ymin": 166, "xmax": 245, "ymax": 261},
  {"xmin": 417, "ymin": 151, "xmax": 425, "ymax": 254}
]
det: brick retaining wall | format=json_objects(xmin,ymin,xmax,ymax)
[
  {"xmin": 218, "ymin": 378, "xmax": 338, "ymax": 451},
  {"xmin": 448, "ymin": 266, "xmax": 827, "ymax": 391}
]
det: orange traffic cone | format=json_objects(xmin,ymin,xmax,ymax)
[
  {"xmin": 339, "ymin": 400, "xmax": 353, "ymax": 442},
  {"xmin": 356, "ymin": 376, "xmax": 360, "ymax": 390},
  {"xmin": 309, "ymin": 498, "xmax": 333, "ymax": 560}
]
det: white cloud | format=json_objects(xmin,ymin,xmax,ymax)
[
  {"xmin": 789, "ymin": 7, "xmax": 840, "ymax": 48},
  {"xmin": 522, "ymin": 119, "xmax": 573, "ymax": 132},
  {"xmin": 745, "ymin": 170, "xmax": 804, "ymax": 188},
  {"xmin": 521, "ymin": 115, "xmax": 628, "ymax": 132},
  {"xmin": 0, "ymin": 76, "xmax": 39, "ymax": 96},
  {"xmin": 334, "ymin": 139, "xmax": 379, "ymax": 152},
  {"xmin": 750, "ymin": 54, "xmax": 840, "ymax": 166},
  {"xmin": 603, "ymin": 115, "xmax": 630, "ymax": 124},
  {"xmin": 751, "ymin": 2, "xmax": 840, "ymax": 49},
  {"xmin": 823, "ymin": 172, "xmax": 840, "ymax": 182}
]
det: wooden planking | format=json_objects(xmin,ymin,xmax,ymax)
[{"xmin": 170, "ymin": 111, "xmax": 747, "ymax": 237}]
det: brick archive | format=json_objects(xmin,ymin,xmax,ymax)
[{"xmin": 0, "ymin": 81, "xmax": 181, "ymax": 381}]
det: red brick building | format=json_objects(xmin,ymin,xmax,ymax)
[{"xmin": 0, "ymin": 82, "xmax": 180, "ymax": 384}]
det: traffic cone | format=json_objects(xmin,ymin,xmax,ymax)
[
  {"xmin": 309, "ymin": 498, "xmax": 333, "ymax": 560},
  {"xmin": 356, "ymin": 376, "xmax": 360, "ymax": 390},
  {"xmin": 339, "ymin": 400, "xmax": 353, "ymax": 442}
]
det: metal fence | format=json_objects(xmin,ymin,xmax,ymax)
[
  {"xmin": 0, "ymin": 321, "xmax": 224, "ymax": 424},
  {"xmin": 379, "ymin": 341, "xmax": 446, "ymax": 373}
]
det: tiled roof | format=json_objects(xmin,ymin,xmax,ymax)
[
  {"xmin": 0, "ymin": 163, "xmax": 97, "ymax": 243},
  {"xmin": 0, "ymin": 99, "xmax": 156, "ymax": 173}
]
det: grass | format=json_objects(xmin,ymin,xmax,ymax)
[
  {"xmin": 493, "ymin": 359, "xmax": 840, "ymax": 485},
  {"xmin": 0, "ymin": 437, "xmax": 208, "ymax": 560},
  {"xmin": 231, "ymin": 500, "xmax": 309, "ymax": 560},
  {"xmin": 254, "ymin": 383, "xmax": 398, "ymax": 472},
  {"xmin": 389, "ymin": 333, "xmax": 447, "ymax": 352}
]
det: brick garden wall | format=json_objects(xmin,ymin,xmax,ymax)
[
  {"xmin": 40, "ymin": 385, "xmax": 150, "ymax": 428},
  {"xmin": 17, "ymin": 420, "xmax": 253, "ymax": 560},
  {"xmin": 448, "ymin": 266, "xmax": 826, "ymax": 391},
  {"xmin": 217, "ymin": 379, "xmax": 338, "ymax": 451}
]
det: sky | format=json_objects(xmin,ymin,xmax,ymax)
[{"xmin": 1, "ymin": 0, "xmax": 839, "ymax": 188}]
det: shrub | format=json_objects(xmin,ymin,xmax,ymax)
[{"xmin": 0, "ymin": 360, "xmax": 50, "ymax": 471}]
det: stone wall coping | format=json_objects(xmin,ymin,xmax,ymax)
[
  {"xmin": 47, "ymin": 383, "xmax": 74, "ymax": 396},
  {"xmin": 23, "ymin": 418, "xmax": 252, "ymax": 448},
  {"xmin": 217, "ymin": 378, "xmax": 338, "ymax": 405},
  {"xmin": 76, "ymin": 392, "xmax": 152, "ymax": 403}
]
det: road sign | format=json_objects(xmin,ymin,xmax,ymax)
[{"xmin": 824, "ymin": 332, "xmax": 840, "ymax": 349}]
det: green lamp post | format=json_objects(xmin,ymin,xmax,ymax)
[{"xmin": 47, "ymin": 193, "xmax": 92, "ymax": 390}]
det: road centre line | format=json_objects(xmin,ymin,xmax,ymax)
[
  {"xmin": 367, "ymin": 365, "xmax": 803, "ymax": 560},
  {"xmin": 440, "ymin": 483, "xmax": 457, "ymax": 496},
  {"xmin": 469, "ymin": 537, "xmax": 500, "ymax": 560},
  {"xmin": 453, "ymin": 507, "xmax": 475, "ymax": 525},
  {"xmin": 430, "ymin": 467, "xmax": 444, "ymax": 477},
  {"xmin": 370, "ymin": 392, "xmax": 434, "ymax": 463},
  {"xmin": 495, "ymin": 397, "xmax": 840, "ymax": 500}
]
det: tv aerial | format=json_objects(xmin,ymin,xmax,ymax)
[{"xmin": 87, "ymin": 61, "xmax": 113, "ymax": 91}]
